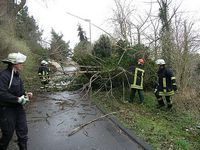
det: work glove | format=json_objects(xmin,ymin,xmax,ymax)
[
  {"xmin": 18, "ymin": 95, "xmax": 30, "ymax": 105},
  {"xmin": 154, "ymin": 88, "xmax": 157, "ymax": 93}
]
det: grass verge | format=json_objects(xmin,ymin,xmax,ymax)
[{"xmin": 92, "ymin": 90, "xmax": 200, "ymax": 150}]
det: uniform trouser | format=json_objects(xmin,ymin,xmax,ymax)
[
  {"xmin": 0, "ymin": 106, "xmax": 28, "ymax": 150},
  {"xmin": 129, "ymin": 88, "xmax": 144, "ymax": 103},
  {"xmin": 41, "ymin": 79, "xmax": 49, "ymax": 88},
  {"xmin": 155, "ymin": 91, "xmax": 172, "ymax": 108}
]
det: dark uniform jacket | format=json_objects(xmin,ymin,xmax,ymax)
[
  {"xmin": 157, "ymin": 67, "xmax": 177, "ymax": 96},
  {"xmin": 0, "ymin": 67, "xmax": 25, "ymax": 106}
]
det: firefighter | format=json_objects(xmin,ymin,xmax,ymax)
[
  {"xmin": 128, "ymin": 58, "xmax": 145, "ymax": 104},
  {"xmin": 0, "ymin": 52, "xmax": 33, "ymax": 150},
  {"xmin": 154, "ymin": 59, "xmax": 177, "ymax": 110},
  {"xmin": 38, "ymin": 60, "xmax": 50, "ymax": 89}
]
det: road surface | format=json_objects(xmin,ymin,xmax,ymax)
[{"xmin": 22, "ymin": 91, "xmax": 145, "ymax": 150}]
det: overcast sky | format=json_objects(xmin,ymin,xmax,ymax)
[{"xmin": 26, "ymin": 0, "xmax": 200, "ymax": 48}]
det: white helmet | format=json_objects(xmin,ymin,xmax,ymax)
[
  {"xmin": 2, "ymin": 52, "xmax": 27, "ymax": 64},
  {"xmin": 155, "ymin": 59, "xmax": 166, "ymax": 65},
  {"xmin": 41, "ymin": 60, "xmax": 48, "ymax": 65}
]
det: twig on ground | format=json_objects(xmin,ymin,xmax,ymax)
[
  {"xmin": 57, "ymin": 120, "xmax": 65, "ymax": 126},
  {"xmin": 68, "ymin": 112, "xmax": 117, "ymax": 136}
]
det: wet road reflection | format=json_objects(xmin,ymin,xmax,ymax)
[{"xmin": 26, "ymin": 91, "xmax": 143, "ymax": 150}]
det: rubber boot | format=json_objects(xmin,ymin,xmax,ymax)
[
  {"xmin": 166, "ymin": 96, "xmax": 172, "ymax": 111},
  {"xmin": 156, "ymin": 99, "xmax": 165, "ymax": 109},
  {"xmin": 167, "ymin": 104, "xmax": 172, "ymax": 111}
]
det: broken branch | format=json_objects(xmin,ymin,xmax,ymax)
[{"xmin": 68, "ymin": 112, "xmax": 117, "ymax": 136}]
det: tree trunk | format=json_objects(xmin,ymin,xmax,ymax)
[
  {"xmin": 0, "ymin": 0, "xmax": 26, "ymax": 20},
  {"xmin": 0, "ymin": 0, "xmax": 26, "ymax": 34}
]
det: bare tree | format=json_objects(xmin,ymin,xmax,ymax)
[
  {"xmin": 173, "ymin": 14, "xmax": 200, "ymax": 90},
  {"xmin": 157, "ymin": 0, "xmax": 173, "ymax": 65},
  {"xmin": 146, "ymin": 16, "xmax": 161, "ymax": 60},
  {"xmin": 157, "ymin": 0, "xmax": 181, "ymax": 65},
  {"xmin": 110, "ymin": 0, "xmax": 154, "ymax": 48},
  {"xmin": 110, "ymin": 0, "xmax": 135, "ymax": 43}
]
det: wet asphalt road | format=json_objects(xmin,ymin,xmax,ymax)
[{"xmin": 22, "ymin": 91, "xmax": 144, "ymax": 150}]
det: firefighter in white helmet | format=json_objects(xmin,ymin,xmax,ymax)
[
  {"xmin": 154, "ymin": 59, "xmax": 177, "ymax": 110},
  {"xmin": 0, "ymin": 52, "xmax": 33, "ymax": 150},
  {"xmin": 38, "ymin": 60, "xmax": 50, "ymax": 89}
]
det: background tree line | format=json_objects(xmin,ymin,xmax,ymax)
[{"xmin": 73, "ymin": 0, "xmax": 200, "ymax": 112}]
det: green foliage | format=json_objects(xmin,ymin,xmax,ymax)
[
  {"xmin": 113, "ymin": 39, "xmax": 129, "ymax": 56},
  {"xmin": 21, "ymin": 51, "xmax": 40, "ymax": 91},
  {"xmin": 116, "ymin": 43, "xmax": 150, "ymax": 69},
  {"xmin": 16, "ymin": 6, "xmax": 43, "ymax": 52},
  {"xmin": 93, "ymin": 34, "xmax": 112, "ymax": 58},
  {"xmin": 158, "ymin": 0, "xmax": 170, "ymax": 31},
  {"xmin": 0, "ymin": 24, "xmax": 29, "ymax": 61},
  {"xmin": 50, "ymin": 29, "xmax": 71, "ymax": 61},
  {"xmin": 0, "ymin": 28, "xmax": 14, "ymax": 60},
  {"xmin": 195, "ymin": 61, "xmax": 200, "ymax": 75},
  {"xmin": 73, "ymin": 37, "xmax": 157, "ymax": 91},
  {"xmin": 96, "ymin": 57, "xmax": 126, "ymax": 89},
  {"xmin": 113, "ymin": 42, "xmax": 157, "ymax": 90},
  {"xmin": 143, "ymin": 60, "xmax": 158, "ymax": 90},
  {"xmin": 67, "ymin": 75, "xmax": 90, "ymax": 91},
  {"xmin": 102, "ymin": 56, "xmax": 119, "ymax": 70},
  {"xmin": 93, "ymin": 91, "xmax": 200, "ymax": 150},
  {"xmin": 0, "ymin": 30, "xmax": 40, "ymax": 91},
  {"xmin": 73, "ymin": 41, "xmax": 91, "ymax": 56},
  {"xmin": 175, "ymin": 139, "xmax": 190, "ymax": 150},
  {"xmin": 72, "ymin": 53, "xmax": 100, "ymax": 66},
  {"xmin": 0, "ymin": 9, "xmax": 43, "ymax": 92}
]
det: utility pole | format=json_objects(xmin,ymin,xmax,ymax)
[{"xmin": 85, "ymin": 19, "xmax": 92, "ymax": 46}]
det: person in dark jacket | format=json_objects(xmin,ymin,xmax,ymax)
[
  {"xmin": 0, "ymin": 52, "xmax": 33, "ymax": 150},
  {"xmin": 128, "ymin": 58, "xmax": 145, "ymax": 104},
  {"xmin": 38, "ymin": 60, "xmax": 50, "ymax": 89},
  {"xmin": 154, "ymin": 59, "xmax": 177, "ymax": 110}
]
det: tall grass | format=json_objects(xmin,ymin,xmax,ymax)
[{"xmin": 174, "ymin": 89, "xmax": 200, "ymax": 115}]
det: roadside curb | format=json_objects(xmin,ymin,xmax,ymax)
[{"xmin": 96, "ymin": 105, "xmax": 152, "ymax": 150}]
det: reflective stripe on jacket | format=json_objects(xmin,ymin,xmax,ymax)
[
  {"xmin": 157, "ymin": 67, "xmax": 177, "ymax": 96},
  {"xmin": 38, "ymin": 66, "xmax": 50, "ymax": 81},
  {"xmin": 131, "ymin": 67, "xmax": 145, "ymax": 90}
]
